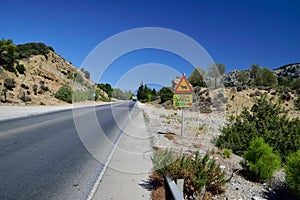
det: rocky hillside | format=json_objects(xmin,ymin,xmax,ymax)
[
  {"xmin": 223, "ymin": 63, "xmax": 300, "ymax": 86},
  {"xmin": 274, "ymin": 63, "xmax": 300, "ymax": 79},
  {"xmin": 0, "ymin": 41, "xmax": 103, "ymax": 105}
]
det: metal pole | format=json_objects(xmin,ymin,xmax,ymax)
[{"xmin": 181, "ymin": 107, "xmax": 184, "ymax": 136}]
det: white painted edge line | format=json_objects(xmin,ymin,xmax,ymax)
[
  {"xmin": 86, "ymin": 102, "xmax": 136, "ymax": 200},
  {"xmin": 86, "ymin": 132, "xmax": 123, "ymax": 200}
]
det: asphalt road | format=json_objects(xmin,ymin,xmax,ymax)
[{"xmin": 0, "ymin": 101, "xmax": 136, "ymax": 200}]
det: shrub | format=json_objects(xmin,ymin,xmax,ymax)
[
  {"xmin": 153, "ymin": 150, "xmax": 231, "ymax": 198},
  {"xmin": 20, "ymin": 83, "xmax": 29, "ymax": 90},
  {"xmin": 55, "ymin": 85, "xmax": 72, "ymax": 103},
  {"xmin": 19, "ymin": 92, "xmax": 31, "ymax": 102},
  {"xmin": 33, "ymin": 84, "xmax": 38, "ymax": 95},
  {"xmin": 39, "ymin": 81, "xmax": 49, "ymax": 91},
  {"xmin": 16, "ymin": 42, "xmax": 53, "ymax": 58},
  {"xmin": 4, "ymin": 78, "xmax": 16, "ymax": 90},
  {"xmin": 16, "ymin": 63, "xmax": 26, "ymax": 74},
  {"xmin": 217, "ymin": 95, "xmax": 300, "ymax": 161},
  {"xmin": 285, "ymin": 150, "xmax": 300, "ymax": 198},
  {"xmin": 244, "ymin": 137, "xmax": 281, "ymax": 181}
]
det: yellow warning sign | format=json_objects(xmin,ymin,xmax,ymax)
[{"xmin": 174, "ymin": 74, "xmax": 193, "ymax": 94}]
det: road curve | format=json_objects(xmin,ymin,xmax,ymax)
[{"xmin": 0, "ymin": 101, "xmax": 136, "ymax": 200}]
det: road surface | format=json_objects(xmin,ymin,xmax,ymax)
[{"xmin": 0, "ymin": 102, "xmax": 136, "ymax": 200}]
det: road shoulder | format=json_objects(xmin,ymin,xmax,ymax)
[{"xmin": 92, "ymin": 104, "xmax": 153, "ymax": 200}]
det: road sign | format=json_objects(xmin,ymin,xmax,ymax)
[
  {"xmin": 173, "ymin": 94, "xmax": 193, "ymax": 108},
  {"xmin": 174, "ymin": 74, "xmax": 193, "ymax": 94}
]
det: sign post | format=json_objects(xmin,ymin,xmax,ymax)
[{"xmin": 173, "ymin": 74, "xmax": 193, "ymax": 136}]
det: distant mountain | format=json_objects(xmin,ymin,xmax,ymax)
[{"xmin": 274, "ymin": 63, "xmax": 300, "ymax": 79}]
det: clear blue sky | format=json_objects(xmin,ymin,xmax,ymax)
[{"xmin": 1, "ymin": 0, "xmax": 299, "ymax": 91}]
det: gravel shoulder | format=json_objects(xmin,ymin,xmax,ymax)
[{"xmin": 139, "ymin": 102, "xmax": 285, "ymax": 200}]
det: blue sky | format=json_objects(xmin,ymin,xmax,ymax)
[{"xmin": 1, "ymin": 0, "xmax": 299, "ymax": 91}]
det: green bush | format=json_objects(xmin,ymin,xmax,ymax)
[
  {"xmin": 16, "ymin": 63, "xmax": 26, "ymax": 74},
  {"xmin": 153, "ymin": 150, "xmax": 231, "ymax": 198},
  {"xmin": 243, "ymin": 137, "xmax": 281, "ymax": 181},
  {"xmin": 285, "ymin": 150, "xmax": 300, "ymax": 198},
  {"xmin": 217, "ymin": 95, "xmax": 300, "ymax": 161},
  {"xmin": 16, "ymin": 42, "xmax": 53, "ymax": 58},
  {"xmin": 55, "ymin": 85, "xmax": 72, "ymax": 103}
]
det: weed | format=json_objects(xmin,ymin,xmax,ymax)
[{"xmin": 222, "ymin": 149, "xmax": 232, "ymax": 159}]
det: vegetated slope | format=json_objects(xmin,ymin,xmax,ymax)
[{"xmin": 0, "ymin": 41, "xmax": 105, "ymax": 105}]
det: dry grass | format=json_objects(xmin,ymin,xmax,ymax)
[
  {"xmin": 165, "ymin": 133, "xmax": 175, "ymax": 140},
  {"xmin": 153, "ymin": 146, "xmax": 164, "ymax": 152}
]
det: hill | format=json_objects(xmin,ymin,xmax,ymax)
[{"xmin": 0, "ymin": 39, "xmax": 106, "ymax": 105}]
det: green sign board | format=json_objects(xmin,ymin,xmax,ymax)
[{"xmin": 173, "ymin": 94, "xmax": 193, "ymax": 108}]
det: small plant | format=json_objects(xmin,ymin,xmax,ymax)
[
  {"xmin": 153, "ymin": 150, "xmax": 232, "ymax": 198},
  {"xmin": 4, "ymin": 78, "xmax": 15, "ymax": 90},
  {"xmin": 222, "ymin": 149, "xmax": 232, "ymax": 159},
  {"xmin": 198, "ymin": 124, "xmax": 208, "ymax": 132},
  {"xmin": 19, "ymin": 92, "xmax": 31, "ymax": 102},
  {"xmin": 285, "ymin": 150, "xmax": 300, "ymax": 198},
  {"xmin": 33, "ymin": 84, "xmax": 38, "ymax": 95},
  {"xmin": 160, "ymin": 114, "xmax": 167, "ymax": 118},
  {"xmin": 243, "ymin": 137, "xmax": 281, "ymax": 181}
]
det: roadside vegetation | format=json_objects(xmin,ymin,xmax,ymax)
[
  {"xmin": 153, "ymin": 150, "xmax": 232, "ymax": 199},
  {"xmin": 216, "ymin": 94, "xmax": 300, "ymax": 196}
]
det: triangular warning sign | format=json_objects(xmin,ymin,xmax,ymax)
[{"xmin": 174, "ymin": 74, "xmax": 193, "ymax": 94}]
